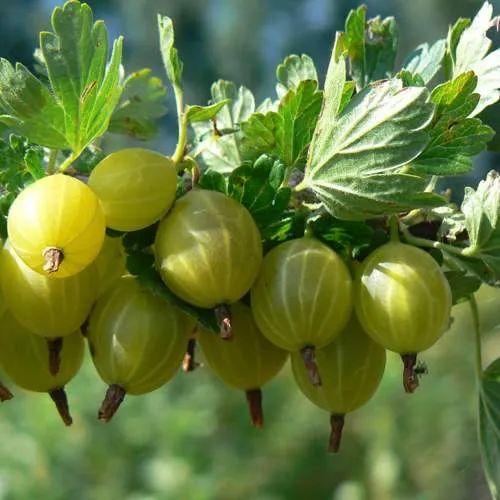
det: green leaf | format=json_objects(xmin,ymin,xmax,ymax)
[
  {"xmin": 307, "ymin": 212, "xmax": 374, "ymax": 255},
  {"xmin": 396, "ymin": 70, "xmax": 426, "ymax": 88},
  {"xmin": 338, "ymin": 81, "xmax": 356, "ymax": 114},
  {"xmin": 479, "ymin": 358, "xmax": 500, "ymax": 499},
  {"xmin": 0, "ymin": 134, "xmax": 45, "ymax": 239},
  {"xmin": 411, "ymin": 71, "xmax": 495, "ymax": 175},
  {"xmin": 0, "ymin": 60, "xmax": 68, "ymax": 148},
  {"xmin": 304, "ymin": 79, "xmax": 443, "ymax": 220},
  {"xmin": 438, "ymin": 207, "xmax": 467, "ymax": 242},
  {"xmin": 451, "ymin": 2, "xmax": 500, "ymax": 116},
  {"xmin": 461, "ymin": 170, "xmax": 500, "ymax": 279},
  {"xmin": 109, "ymin": 68, "xmax": 167, "ymax": 141},
  {"xmin": 276, "ymin": 54, "xmax": 318, "ymax": 96},
  {"xmin": 444, "ymin": 269, "xmax": 482, "ymax": 304},
  {"xmin": 260, "ymin": 210, "xmax": 309, "ymax": 253},
  {"xmin": 228, "ymin": 155, "xmax": 291, "ymax": 229},
  {"xmin": 157, "ymin": 15, "xmax": 183, "ymax": 87},
  {"xmin": 198, "ymin": 169, "xmax": 227, "ymax": 194},
  {"xmin": 342, "ymin": 6, "xmax": 398, "ymax": 89},
  {"xmin": 185, "ymin": 100, "xmax": 230, "ymax": 123},
  {"xmin": 39, "ymin": 0, "xmax": 123, "ymax": 154},
  {"xmin": 401, "ymin": 39, "xmax": 446, "ymax": 84},
  {"xmin": 305, "ymin": 32, "xmax": 346, "ymax": 174},
  {"xmin": 240, "ymin": 80, "xmax": 323, "ymax": 169},
  {"xmin": 443, "ymin": 18, "xmax": 471, "ymax": 80},
  {"xmin": 192, "ymin": 81, "xmax": 255, "ymax": 175}
]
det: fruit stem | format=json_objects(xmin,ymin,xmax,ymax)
[
  {"xmin": 49, "ymin": 387, "xmax": 72, "ymax": 426},
  {"xmin": 182, "ymin": 338, "xmax": 198, "ymax": 372},
  {"xmin": 328, "ymin": 414, "xmax": 345, "ymax": 453},
  {"xmin": 47, "ymin": 337, "xmax": 63, "ymax": 376},
  {"xmin": 401, "ymin": 354, "xmax": 419, "ymax": 393},
  {"xmin": 47, "ymin": 149, "xmax": 59, "ymax": 175},
  {"xmin": 57, "ymin": 150, "xmax": 80, "ymax": 174},
  {"xmin": 214, "ymin": 304, "xmax": 233, "ymax": 340},
  {"xmin": 300, "ymin": 345, "xmax": 322, "ymax": 386},
  {"xmin": 245, "ymin": 388, "xmax": 264, "ymax": 428},
  {"xmin": 469, "ymin": 295, "xmax": 483, "ymax": 381},
  {"xmin": 399, "ymin": 225, "xmax": 465, "ymax": 257},
  {"xmin": 43, "ymin": 247, "xmax": 64, "ymax": 273},
  {"xmin": 172, "ymin": 82, "xmax": 188, "ymax": 168},
  {"xmin": 0, "ymin": 382, "xmax": 13, "ymax": 402},
  {"xmin": 98, "ymin": 384, "xmax": 126, "ymax": 422},
  {"xmin": 389, "ymin": 215, "xmax": 400, "ymax": 242}
]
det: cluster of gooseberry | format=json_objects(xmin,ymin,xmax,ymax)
[{"xmin": 0, "ymin": 147, "xmax": 453, "ymax": 451}]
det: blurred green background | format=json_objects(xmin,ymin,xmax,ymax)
[{"xmin": 0, "ymin": 0, "xmax": 499, "ymax": 499}]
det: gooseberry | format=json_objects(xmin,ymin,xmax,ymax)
[
  {"xmin": 7, "ymin": 174, "xmax": 106, "ymax": 277},
  {"xmin": 86, "ymin": 275, "xmax": 195, "ymax": 421},
  {"xmin": 198, "ymin": 301, "xmax": 288, "ymax": 427},
  {"xmin": 155, "ymin": 189, "xmax": 262, "ymax": 336},
  {"xmin": 0, "ymin": 311, "xmax": 84, "ymax": 425},
  {"xmin": 292, "ymin": 314, "xmax": 386, "ymax": 452},
  {"xmin": 355, "ymin": 241, "xmax": 452, "ymax": 393},
  {"xmin": 251, "ymin": 236, "xmax": 353, "ymax": 386},
  {"xmin": 88, "ymin": 148, "xmax": 178, "ymax": 232}
]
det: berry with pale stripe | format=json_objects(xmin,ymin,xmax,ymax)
[
  {"xmin": 0, "ymin": 241, "xmax": 98, "ymax": 339},
  {"xmin": 155, "ymin": 189, "xmax": 263, "ymax": 337},
  {"xmin": 0, "ymin": 311, "xmax": 84, "ymax": 425},
  {"xmin": 251, "ymin": 237, "xmax": 353, "ymax": 386},
  {"xmin": 8, "ymin": 174, "xmax": 105, "ymax": 277},
  {"xmin": 291, "ymin": 314, "xmax": 386, "ymax": 452},
  {"xmin": 86, "ymin": 275, "xmax": 195, "ymax": 421},
  {"xmin": 355, "ymin": 241, "xmax": 452, "ymax": 393},
  {"xmin": 88, "ymin": 148, "xmax": 178, "ymax": 232},
  {"xmin": 198, "ymin": 301, "xmax": 288, "ymax": 427}
]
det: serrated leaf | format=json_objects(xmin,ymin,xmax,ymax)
[
  {"xmin": 0, "ymin": 134, "xmax": 45, "ymax": 238},
  {"xmin": 228, "ymin": 156, "xmax": 291, "ymax": 229},
  {"xmin": 308, "ymin": 212, "xmax": 374, "ymax": 254},
  {"xmin": 397, "ymin": 70, "xmax": 426, "ymax": 88},
  {"xmin": 109, "ymin": 68, "xmax": 167, "ymax": 140},
  {"xmin": 338, "ymin": 81, "xmax": 356, "ymax": 114},
  {"xmin": 438, "ymin": 208, "xmax": 467, "ymax": 242},
  {"xmin": 276, "ymin": 54, "xmax": 318, "ymax": 97},
  {"xmin": 411, "ymin": 72, "xmax": 495, "ymax": 175},
  {"xmin": 240, "ymin": 80, "xmax": 322, "ymax": 169},
  {"xmin": 402, "ymin": 39, "xmax": 446, "ymax": 84},
  {"xmin": 305, "ymin": 32, "xmax": 346, "ymax": 174},
  {"xmin": 198, "ymin": 169, "xmax": 227, "ymax": 194},
  {"xmin": 158, "ymin": 15, "xmax": 183, "ymax": 87},
  {"xmin": 24, "ymin": 148, "xmax": 46, "ymax": 180},
  {"xmin": 451, "ymin": 2, "xmax": 500, "ymax": 116},
  {"xmin": 444, "ymin": 269, "xmax": 482, "ymax": 304},
  {"xmin": 39, "ymin": 0, "xmax": 123, "ymax": 154},
  {"xmin": 260, "ymin": 210, "xmax": 309, "ymax": 253},
  {"xmin": 192, "ymin": 81, "xmax": 255, "ymax": 175},
  {"xmin": 256, "ymin": 97, "xmax": 278, "ymax": 114},
  {"xmin": 479, "ymin": 358, "xmax": 500, "ymax": 500},
  {"xmin": 185, "ymin": 100, "xmax": 230, "ymax": 123},
  {"xmin": 304, "ymin": 79, "xmax": 442, "ymax": 220},
  {"xmin": 444, "ymin": 18, "xmax": 471, "ymax": 80},
  {"xmin": 342, "ymin": 6, "xmax": 398, "ymax": 89},
  {"xmin": 0, "ymin": 61, "xmax": 68, "ymax": 148},
  {"xmin": 461, "ymin": 170, "xmax": 500, "ymax": 279}
]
